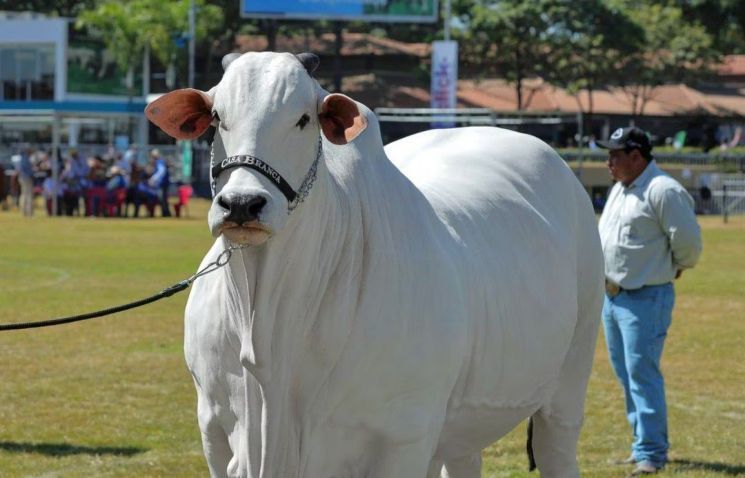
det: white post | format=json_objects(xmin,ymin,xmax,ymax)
[
  {"xmin": 576, "ymin": 111, "xmax": 584, "ymax": 182},
  {"xmin": 188, "ymin": 0, "xmax": 196, "ymax": 88},
  {"xmin": 52, "ymin": 112, "xmax": 61, "ymax": 216},
  {"xmin": 444, "ymin": 0, "xmax": 451, "ymax": 42},
  {"xmin": 143, "ymin": 43, "xmax": 151, "ymax": 98}
]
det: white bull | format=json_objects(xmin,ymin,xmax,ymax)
[{"xmin": 146, "ymin": 52, "xmax": 604, "ymax": 478}]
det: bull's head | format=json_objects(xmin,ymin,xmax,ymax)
[{"xmin": 145, "ymin": 52, "xmax": 367, "ymax": 246}]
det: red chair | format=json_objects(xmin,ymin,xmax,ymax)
[
  {"xmin": 104, "ymin": 187, "xmax": 128, "ymax": 217},
  {"xmin": 174, "ymin": 184, "xmax": 193, "ymax": 218},
  {"xmin": 86, "ymin": 186, "xmax": 108, "ymax": 216}
]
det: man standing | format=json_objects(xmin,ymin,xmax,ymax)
[
  {"xmin": 598, "ymin": 127, "xmax": 702, "ymax": 475},
  {"xmin": 16, "ymin": 148, "xmax": 35, "ymax": 217},
  {"xmin": 148, "ymin": 149, "xmax": 171, "ymax": 217}
]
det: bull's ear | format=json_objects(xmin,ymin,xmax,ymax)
[
  {"xmin": 145, "ymin": 88, "xmax": 213, "ymax": 140},
  {"xmin": 318, "ymin": 93, "xmax": 367, "ymax": 145}
]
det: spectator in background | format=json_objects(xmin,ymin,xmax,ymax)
[
  {"xmin": 592, "ymin": 192, "xmax": 606, "ymax": 212},
  {"xmin": 36, "ymin": 150, "xmax": 51, "ymax": 175},
  {"xmin": 0, "ymin": 161, "xmax": 7, "ymax": 211},
  {"xmin": 597, "ymin": 127, "xmax": 702, "ymax": 475},
  {"xmin": 67, "ymin": 149, "xmax": 89, "ymax": 214},
  {"xmin": 699, "ymin": 184, "xmax": 712, "ymax": 214},
  {"xmin": 86, "ymin": 155, "xmax": 108, "ymax": 216},
  {"xmin": 133, "ymin": 163, "xmax": 158, "ymax": 218},
  {"xmin": 16, "ymin": 147, "xmax": 35, "ymax": 217},
  {"xmin": 117, "ymin": 144, "xmax": 137, "ymax": 176},
  {"xmin": 42, "ymin": 170, "xmax": 63, "ymax": 216},
  {"xmin": 589, "ymin": 135, "xmax": 598, "ymax": 150},
  {"xmin": 60, "ymin": 155, "xmax": 81, "ymax": 216},
  {"xmin": 105, "ymin": 165, "xmax": 129, "ymax": 217},
  {"xmin": 148, "ymin": 149, "xmax": 171, "ymax": 217}
]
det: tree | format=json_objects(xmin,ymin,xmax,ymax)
[
  {"xmin": 76, "ymin": 0, "xmax": 222, "ymax": 92},
  {"xmin": 0, "ymin": 0, "xmax": 96, "ymax": 17},
  {"xmin": 144, "ymin": 0, "xmax": 223, "ymax": 89},
  {"xmin": 453, "ymin": 0, "xmax": 556, "ymax": 110},
  {"xmin": 676, "ymin": 0, "xmax": 745, "ymax": 53},
  {"xmin": 614, "ymin": 1, "xmax": 719, "ymax": 117},
  {"xmin": 76, "ymin": 1, "xmax": 149, "ymax": 96},
  {"xmin": 543, "ymin": 0, "xmax": 642, "ymax": 127}
]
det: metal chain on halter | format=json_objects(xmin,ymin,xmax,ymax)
[
  {"xmin": 288, "ymin": 136, "xmax": 323, "ymax": 213},
  {"xmin": 209, "ymin": 137, "xmax": 217, "ymax": 196}
]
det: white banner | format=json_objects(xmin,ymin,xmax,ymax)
[{"xmin": 430, "ymin": 40, "xmax": 458, "ymax": 127}]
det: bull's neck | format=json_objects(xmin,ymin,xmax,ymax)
[
  {"xmin": 234, "ymin": 153, "xmax": 355, "ymax": 365},
  {"xmin": 223, "ymin": 147, "xmax": 364, "ymax": 477}
]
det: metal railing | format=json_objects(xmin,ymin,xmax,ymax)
[
  {"xmin": 708, "ymin": 175, "xmax": 745, "ymax": 217},
  {"xmin": 561, "ymin": 150, "xmax": 745, "ymax": 169},
  {"xmin": 374, "ymin": 107, "xmax": 576, "ymax": 126}
]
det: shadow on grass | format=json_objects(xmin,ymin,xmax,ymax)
[
  {"xmin": 670, "ymin": 459, "xmax": 745, "ymax": 475},
  {"xmin": 0, "ymin": 441, "xmax": 146, "ymax": 457}
]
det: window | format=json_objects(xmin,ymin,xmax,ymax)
[{"xmin": 0, "ymin": 44, "xmax": 55, "ymax": 101}]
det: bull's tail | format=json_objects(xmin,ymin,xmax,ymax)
[{"xmin": 527, "ymin": 416, "xmax": 537, "ymax": 471}]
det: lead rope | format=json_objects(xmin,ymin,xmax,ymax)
[{"xmin": 0, "ymin": 245, "xmax": 248, "ymax": 332}]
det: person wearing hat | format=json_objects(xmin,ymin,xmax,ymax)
[
  {"xmin": 148, "ymin": 148, "xmax": 171, "ymax": 217},
  {"xmin": 15, "ymin": 147, "xmax": 35, "ymax": 217},
  {"xmin": 597, "ymin": 127, "xmax": 702, "ymax": 475}
]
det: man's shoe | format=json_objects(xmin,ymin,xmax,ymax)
[
  {"xmin": 630, "ymin": 460, "xmax": 663, "ymax": 475},
  {"xmin": 613, "ymin": 455, "xmax": 636, "ymax": 465}
]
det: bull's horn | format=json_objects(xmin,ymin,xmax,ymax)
[
  {"xmin": 222, "ymin": 52, "xmax": 242, "ymax": 71},
  {"xmin": 296, "ymin": 53, "xmax": 320, "ymax": 75}
]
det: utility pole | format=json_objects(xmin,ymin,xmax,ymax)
[
  {"xmin": 444, "ymin": 0, "xmax": 451, "ymax": 42},
  {"xmin": 333, "ymin": 21, "xmax": 343, "ymax": 92},
  {"xmin": 188, "ymin": 0, "xmax": 196, "ymax": 88}
]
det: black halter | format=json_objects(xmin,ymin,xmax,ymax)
[
  {"xmin": 211, "ymin": 154, "xmax": 298, "ymax": 203},
  {"xmin": 209, "ymin": 131, "xmax": 322, "ymax": 213}
]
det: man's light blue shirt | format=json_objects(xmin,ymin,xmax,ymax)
[
  {"xmin": 17, "ymin": 154, "xmax": 34, "ymax": 178},
  {"xmin": 598, "ymin": 160, "xmax": 702, "ymax": 290}
]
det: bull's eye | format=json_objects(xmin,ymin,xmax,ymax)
[{"xmin": 296, "ymin": 114, "xmax": 310, "ymax": 130}]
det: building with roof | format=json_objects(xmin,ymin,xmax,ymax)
[
  {"xmin": 0, "ymin": 12, "xmax": 148, "ymax": 161},
  {"xmin": 234, "ymin": 31, "xmax": 745, "ymax": 150}
]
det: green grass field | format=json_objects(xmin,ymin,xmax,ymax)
[{"xmin": 1, "ymin": 200, "xmax": 743, "ymax": 477}]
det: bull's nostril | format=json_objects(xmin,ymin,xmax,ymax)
[
  {"xmin": 220, "ymin": 193, "xmax": 266, "ymax": 225},
  {"xmin": 217, "ymin": 195, "xmax": 231, "ymax": 212},
  {"xmin": 248, "ymin": 196, "xmax": 267, "ymax": 217}
]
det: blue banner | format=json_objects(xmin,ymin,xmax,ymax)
[{"xmin": 242, "ymin": 0, "xmax": 438, "ymax": 23}]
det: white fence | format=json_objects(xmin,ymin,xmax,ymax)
[
  {"xmin": 705, "ymin": 174, "xmax": 745, "ymax": 216},
  {"xmin": 562, "ymin": 151, "xmax": 745, "ymax": 169}
]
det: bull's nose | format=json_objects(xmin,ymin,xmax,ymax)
[{"xmin": 217, "ymin": 192, "xmax": 267, "ymax": 225}]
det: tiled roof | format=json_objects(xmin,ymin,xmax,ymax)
[
  {"xmin": 337, "ymin": 74, "xmax": 745, "ymax": 117},
  {"xmin": 230, "ymin": 34, "xmax": 744, "ymax": 116},
  {"xmin": 234, "ymin": 32, "xmax": 429, "ymax": 57},
  {"xmin": 718, "ymin": 55, "xmax": 745, "ymax": 76}
]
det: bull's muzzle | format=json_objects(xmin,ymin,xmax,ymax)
[{"xmin": 217, "ymin": 192, "xmax": 267, "ymax": 226}]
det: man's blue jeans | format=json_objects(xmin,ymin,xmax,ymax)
[{"xmin": 602, "ymin": 283, "xmax": 675, "ymax": 466}]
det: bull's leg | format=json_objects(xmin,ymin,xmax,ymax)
[
  {"xmin": 196, "ymin": 391, "xmax": 234, "ymax": 478},
  {"xmin": 441, "ymin": 453, "xmax": 482, "ymax": 478},
  {"xmin": 531, "ymin": 282, "xmax": 602, "ymax": 477},
  {"xmin": 530, "ymin": 410, "xmax": 581, "ymax": 477}
]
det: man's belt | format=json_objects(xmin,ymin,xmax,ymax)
[{"xmin": 605, "ymin": 280, "xmax": 622, "ymax": 297}]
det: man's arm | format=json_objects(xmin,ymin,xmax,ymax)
[{"xmin": 656, "ymin": 184, "xmax": 702, "ymax": 270}]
